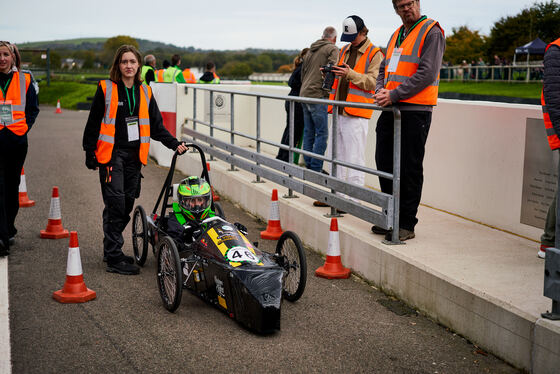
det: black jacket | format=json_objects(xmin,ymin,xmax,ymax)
[
  {"xmin": 0, "ymin": 71, "xmax": 40, "ymax": 148},
  {"xmin": 82, "ymin": 80, "xmax": 180, "ymax": 154},
  {"xmin": 544, "ymin": 44, "xmax": 560, "ymax": 137}
]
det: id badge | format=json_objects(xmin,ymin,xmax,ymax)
[
  {"xmin": 0, "ymin": 103, "xmax": 13, "ymax": 124},
  {"xmin": 387, "ymin": 48, "xmax": 403, "ymax": 73},
  {"xmin": 126, "ymin": 116, "xmax": 140, "ymax": 142}
]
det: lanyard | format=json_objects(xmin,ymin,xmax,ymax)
[
  {"xmin": 396, "ymin": 15, "xmax": 427, "ymax": 48},
  {"xmin": 0, "ymin": 78, "xmax": 11, "ymax": 102},
  {"xmin": 125, "ymin": 86, "xmax": 136, "ymax": 116}
]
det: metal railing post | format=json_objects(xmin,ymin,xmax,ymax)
[
  {"xmin": 230, "ymin": 93, "xmax": 236, "ymax": 171},
  {"xmin": 391, "ymin": 107, "xmax": 402, "ymax": 244},
  {"xmin": 286, "ymin": 99, "xmax": 297, "ymax": 197},
  {"xmin": 209, "ymin": 91, "xmax": 214, "ymax": 161},
  {"xmin": 193, "ymin": 88, "xmax": 197, "ymax": 132},
  {"xmin": 326, "ymin": 109, "xmax": 342, "ymax": 218},
  {"xmin": 254, "ymin": 96, "xmax": 264, "ymax": 183}
]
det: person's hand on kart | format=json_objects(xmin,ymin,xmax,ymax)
[{"xmin": 176, "ymin": 142, "xmax": 189, "ymax": 155}]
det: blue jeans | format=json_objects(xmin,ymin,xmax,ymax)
[{"xmin": 302, "ymin": 103, "xmax": 328, "ymax": 172}]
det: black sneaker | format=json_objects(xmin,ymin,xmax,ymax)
[
  {"xmin": 0, "ymin": 240, "xmax": 9, "ymax": 256},
  {"xmin": 106, "ymin": 260, "xmax": 140, "ymax": 275},
  {"xmin": 371, "ymin": 225, "xmax": 390, "ymax": 235},
  {"xmin": 8, "ymin": 237, "xmax": 15, "ymax": 246},
  {"xmin": 385, "ymin": 228, "xmax": 415, "ymax": 241},
  {"xmin": 103, "ymin": 254, "xmax": 134, "ymax": 264}
]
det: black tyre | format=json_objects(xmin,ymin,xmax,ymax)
[
  {"xmin": 275, "ymin": 231, "xmax": 307, "ymax": 302},
  {"xmin": 132, "ymin": 205, "xmax": 149, "ymax": 266},
  {"xmin": 213, "ymin": 201, "xmax": 225, "ymax": 219},
  {"xmin": 156, "ymin": 236, "xmax": 183, "ymax": 312}
]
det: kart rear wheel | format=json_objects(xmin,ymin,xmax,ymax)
[
  {"xmin": 157, "ymin": 236, "xmax": 183, "ymax": 312},
  {"xmin": 276, "ymin": 231, "xmax": 307, "ymax": 302},
  {"xmin": 132, "ymin": 205, "xmax": 149, "ymax": 266},
  {"xmin": 213, "ymin": 201, "xmax": 225, "ymax": 219}
]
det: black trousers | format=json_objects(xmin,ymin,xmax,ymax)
[
  {"xmin": 0, "ymin": 143, "xmax": 27, "ymax": 247},
  {"xmin": 276, "ymin": 102, "xmax": 304, "ymax": 162},
  {"xmin": 99, "ymin": 148, "xmax": 141, "ymax": 263},
  {"xmin": 375, "ymin": 110, "xmax": 432, "ymax": 231}
]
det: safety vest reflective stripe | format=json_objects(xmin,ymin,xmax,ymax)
[
  {"xmin": 384, "ymin": 18, "xmax": 443, "ymax": 105},
  {"xmin": 328, "ymin": 42, "xmax": 380, "ymax": 119},
  {"xmin": 0, "ymin": 72, "xmax": 30, "ymax": 135},
  {"xmin": 96, "ymin": 80, "xmax": 152, "ymax": 165},
  {"xmin": 542, "ymin": 38, "xmax": 560, "ymax": 150}
]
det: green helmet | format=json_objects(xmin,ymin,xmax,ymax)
[{"xmin": 177, "ymin": 176, "xmax": 212, "ymax": 221}]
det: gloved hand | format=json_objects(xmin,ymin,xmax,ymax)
[{"xmin": 85, "ymin": 151, "xmax": 98, "ymax": 170}]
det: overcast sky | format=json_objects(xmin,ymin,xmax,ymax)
[{"xmin": 3, "ymin": 0, "xmax": 554, "ymax": 50}]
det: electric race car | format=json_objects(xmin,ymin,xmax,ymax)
[{"xmin": 131, "ymin": 144, "xmax": 307, "ymax": 333}]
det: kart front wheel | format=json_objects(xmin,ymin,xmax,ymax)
[
  {"xmin": 276, "ymin": 231, "xmax": 307, "ymax": 302},
  {"xmin": 132, "ymin": 205, "xmax": 149, "ymax": 266},
  {"xmin": 213, "ymin": 201, "xmax": 225, "ymax": 219},
  {"xmin": 157, "ymin": 236, "xmax": 183, "ymax": 312}
]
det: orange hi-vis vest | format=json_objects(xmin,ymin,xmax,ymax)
[
  {"xmin": 156, "ymin": 69, "xmax": 165, "ymax": 82},
  {"xmin": 542, "ymin": 38, "xmax": 560, "ymax": 150},
  {"xmin": 384, "ymin": 18, "xmax": 443, "ymax": 106},
  {"xmin": 183, "ymin": 68, "xmax": 197, "ymax": 83},
  {"xmin": 0, "ymin": 71, "xmax": 31, "ymax": 136},
  {"xmin": 328, "ymin": 42, "xmax": 381, "ymax": 119},
  {"xmin": 95, "ymin": 80, "xmax": 152, "ymax": 165}
]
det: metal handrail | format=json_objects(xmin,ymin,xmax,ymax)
[{"xmin": 181, "ymin": 85, "xmax": 403, "ymax": 243}]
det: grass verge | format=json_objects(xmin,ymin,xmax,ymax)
[
  {"xmin": 439, "ymin": 81, "xmax": 542, "ymax": 99},
  {"xmin": 38, "ymin": 81, "xmax": 97, "ymax": 109}
]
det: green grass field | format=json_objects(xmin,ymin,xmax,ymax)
[
  {"xmin": 439, "ymin": 81, "xmax": 542, "ymax": 99},
  {"xmin": 38, "ymin": 81, "xmax": 97, "ymax": 109}
]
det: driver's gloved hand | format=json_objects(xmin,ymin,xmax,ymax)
[
  {"xmin": 234, "ymin": 222, "xmax": 248, "ymax": 235},
  {"xmin": 85, "ymin": 151, "xmax": 98, "ymax": 170}
]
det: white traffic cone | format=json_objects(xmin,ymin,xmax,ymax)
[
  {"xmin": 315, "ymin": 218, "xmax": 351, "ymax": 279},
  {"xmin": 40, "ymin": 186, "xmax": 69, "ymax": 239},
  {"xmin": 18, "ymin": 167, "xmax": 35, "ymax": 207},
  {"xmin": 260, "ymin": 189, "xmax": 284, "ymax": 240}
]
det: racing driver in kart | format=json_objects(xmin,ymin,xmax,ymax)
[{"xmin": 167, "ymin": 176, "xmax": 215, "ymax": 244}]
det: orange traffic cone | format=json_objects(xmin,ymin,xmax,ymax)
[
  {"xmin": 206, "ymin": 162, "xmax": 220, "ymax": 201},
  {"xmin": 315, "ymin": 218, "xmax": 351, "ymax": 279},
  {"xmin": 18, "ymin": 168, "xmax": 35, "ymax": 207},
  {"xmin": 55, "ymin": 99, "xmax": 62, "ymax": 113},
  {"xmin": 40, "ymin": 186, "xmax": 69, "ymax": 239},
  {"xmin": 260, "ymin": 189, "xmax": 284, "ymax": 240},
  {"xmin": 53, "ymin": 231, "xmax": 96, "ymax": 303}
]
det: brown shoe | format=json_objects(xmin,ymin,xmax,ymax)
[
  {"xmin": 385, "ymin": 228, "xmax": 415, "ymax": 241},
  {"xmin": 313, "ymin": 200, "xmax": 329, "ymax": 207}
]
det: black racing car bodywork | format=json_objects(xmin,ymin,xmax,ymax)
[{"xmin": 132, "ymin": 144, "xmax": 306, "ymax": 334}]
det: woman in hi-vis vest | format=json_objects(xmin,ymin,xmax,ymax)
[
  {"xmin": 82, "ymin": 45, "xmax": 187, "ymax": 275},
  {"xmin": 0, "ymin": 41, "xmax": 40, "ymax": 256}
]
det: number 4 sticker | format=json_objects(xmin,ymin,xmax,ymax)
[{"xmin": 226, "ymin": 247, "xmax": 258, "ymax": 263}]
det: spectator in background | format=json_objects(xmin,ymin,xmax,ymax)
[
  {"xmin": 373, "ymin": 0, "xmax": 445, "ymax": 241},
  {"xmin": 276, "ymin": 48, "xmax": 309, "ymax": 163},
  {"xmin": 156, "ymin": 60, "xmax": 170, "ymax": 82},
  {"xmin": 300, "ymin": 26, "xmax": 339, "ymax": 198},
  {"xmin": 538, "ymin": 36, "xmax": 560, "ymax": 259},
  {"xmin": 141, "ymin": 54, "xmax": 156, "ymax": 85},
  {"xmin": 493, "ymin": 55, "xmax": 502, "ymax": 80},
  {"xmin": 198, "ymin": 62, "xmax": 221, "ymax": 84},
  {"xmin": 0, "ymin": 41, "xmax": 40, "ymax": 256},
  {"xmin": 182, "ymin": 65, "xmax": 197, "ymax": 83},
  {"xmin": 327, "ymin": 15, "xmax": 383, "ymax": 203},
  {"xmin": 476, "ymin": 57, "xmax": 486, "ymax": 80},
  {"xmin": 163, "ymin": 54, "xmax": 186, "ymax": 83}
]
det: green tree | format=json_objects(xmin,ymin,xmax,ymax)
[
  {"xmin": 487, "ymin": 1, "xmax": 560, "ymax": 62},
  {"xmin": 101, "ymin": 35, "xmax": 139, "ymax": 66},
  {"xmin": 444, "ymin": 26, "xmax": 487, "ymax": 64},
  {"xmin": 218, "ymin": 61, "xmax": 253, "ymax": 78}
]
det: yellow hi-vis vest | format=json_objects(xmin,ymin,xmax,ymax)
[
  {"xmin": 542, "ymin": 38, "xmax": 560, "ymax": 150},
  {"xmin": 0, "ymin": 71, "xmax": 31, "ymax": 135},
  {"xmin": 95, "ymin": 80, "xmax": 152, "ymax": 165},
  {"xmin": 384, "ymin": 18, "xmax": 443, "ymax": 106},
  {"xmin": 328, "ymin": 42, "xmax": 381, "ymax": 119}
]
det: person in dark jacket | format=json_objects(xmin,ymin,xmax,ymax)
[
  {"xmin": 0, "ymin": 41, "xmax": 40, "ymax": 256},
  {"xmin": 276, "ymin": 48, "xmax": 309, "ymax": 163},
  {"xmin": 198, "ymin": 62, "xmax": 220, "ymax": 84},
  {"xmin": 538, "ymin": 38, "xmax": 560, "ymax": 259},
  {"xmin": 82, "ymin": 45, "xmax": 187, "ymax": 274}
]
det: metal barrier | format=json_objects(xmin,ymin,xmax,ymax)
[
  {"xmin": 181, "ymin": 85, "xmax": 403, "ymax": 243},
  {"xmin": 440, "ymin": 64, "xmax": 544, "ymax": 83}
]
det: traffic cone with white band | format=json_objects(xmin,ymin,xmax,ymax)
[
  {"xmin": 53, "ymin": 231, "xmax": 96, "ymax": 303},
  {"xmin": 40, "ymin": 186, "xmax": 69, "ymax": 239},
  {"xmin": 55, "ymin": 99, "xmax": 62, "ymax": 114},
  {"xmin": 260, "ymin": 189, "xmax": 284, "ymax": 240},
  {"xmin": 206, "ymin": 162, "xmax": 220, "ymax": 201},
  {"xmin": 315, "ymin": 218, "xmax": 351, "ymax": 279},
  {"xmin": 18, "ymin": 168, "xmax": 35, "ymax": 207}
]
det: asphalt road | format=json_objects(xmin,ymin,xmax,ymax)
[{"xmin": 8, "ymin": 107, "xmax": 520, "ymax": 373}]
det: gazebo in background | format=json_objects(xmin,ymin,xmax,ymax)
[{"xmin": 513, "ymin": 37, "xmax": 547, "ymax": 81}]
